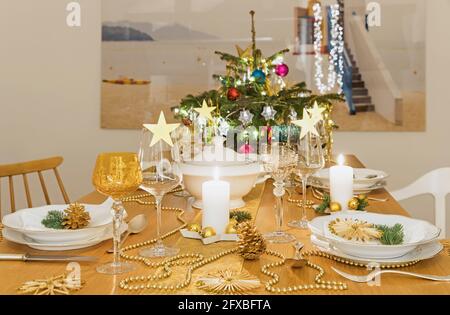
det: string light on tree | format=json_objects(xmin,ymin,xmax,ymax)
[{"xmin": 288, "ymin": 108, "xmax": 298, "ymax": 121}]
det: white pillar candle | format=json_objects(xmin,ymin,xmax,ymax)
[
  {"xmin": 330, "ymin": 154, "xmax": 353, "ymax": 212},
  {"xmin": 202, "ymin": 167, "xmax": 230, "ymax": 234}
]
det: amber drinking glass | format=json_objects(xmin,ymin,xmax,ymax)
[{"xmin": 92, "ymin": 152, "xmax": 143, "ymax": 275}]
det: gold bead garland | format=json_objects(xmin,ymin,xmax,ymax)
[
  {"xmin": 118, "ymin": 193, "xmax": 422, "ymax": 293},
  {"xmin": 261, "ymin": 250, "xmax": 347, "ymax": 293},
  {"xmin": 119, "ymin": 248, "xmax": 238, "ymax": 292}
]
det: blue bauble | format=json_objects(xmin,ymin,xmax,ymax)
[{"xmin": 251, "ymin": 69, "xmax": 266, "ymax": 84}]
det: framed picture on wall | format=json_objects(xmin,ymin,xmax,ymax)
[{"xmin": 101, "ymin": 0, "xmax": 426, "ymax": 132}]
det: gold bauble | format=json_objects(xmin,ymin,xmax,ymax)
[
  {"xmin": 358, "ymin": 194, "xmax": 368, "ymax": 201},
  {"xmin": 329, "ymin": 202, "xmax": 342, "ymax": 213},
  {"xmin": 201, "ymin": 227, "xmax": 216, "ymax": 238},
  {"xmin": 237, "ymin": 222, "xmax": 267, "ymax": 260},
  {"xmin": 348, "ymin": 198, "xmax": 360, "ymax": 211},
  {"xmin": 225, "ymin": 223, "xmax": 238, "ymax": 234},
  {"xmin": 187, "ymin": 223, "xmax": 202, "ymax": 233}
]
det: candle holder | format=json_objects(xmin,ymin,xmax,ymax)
[{"xmin": 180, "ymin": 229, "xmax": 238, "ymax": 245}]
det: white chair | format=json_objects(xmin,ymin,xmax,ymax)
[{"xmin": 391, "ymin": 168, "xmax": 450, "ymax": 239}]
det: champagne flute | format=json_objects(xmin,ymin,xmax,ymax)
[
  {"xmin": 260, "ymin": 143, "xmax": 296, "ymax": 243},
  {"xmin": 138, "ymin": 128, "xmax": 181, "ymax": 257},
  {"xmin": 289, "ymin": 132, "xmax": 325, "ymax": 229},
  {"xmin": 92, "ymin": 152, "xmax": 143, "ymax": 274}
]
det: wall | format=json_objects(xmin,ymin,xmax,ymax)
[{"xmin": 0, "ymin": 0, "xmax": 449, "ymax": 235}]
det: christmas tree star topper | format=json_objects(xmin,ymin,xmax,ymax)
[
  {"xmin": 307, "ymin": 101, "xmax": 326, "ymax": 124},
  {"xmin": 236, "ymin": 44, "xmax": 252, "ymax": 58},
  {"xmin": 292, "ymin": 108, "xmax": 320, "ymax": 139},
  {"xmin": 194, "ymin": 100, "xmax": 216, "ymax": 121},
  {"xmin": 143, "ymin": 111, "xmax": 180, "ymax": 147}
]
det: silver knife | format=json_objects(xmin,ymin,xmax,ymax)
[{"xmin": 0, "ymin": 253, "xmax": 97, "ymax": 262}]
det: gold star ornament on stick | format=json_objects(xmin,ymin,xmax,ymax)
[
  {"xmin": 143, "ymin": 111, "xmax": 180, "ymax": 147},
  {"xmin": 292, "ymin": 108, "xmax": 320, "ymax": 139},
  {"xmin": 194, "ymin": 100, "xmax": 216, "ymax": 121}
]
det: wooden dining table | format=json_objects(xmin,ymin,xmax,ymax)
[{"xmin": 0, "ymin": 155, "xmax": 449, "ymax": 295}]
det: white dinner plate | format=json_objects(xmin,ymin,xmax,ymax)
[
  {"xmin": 2, "ymin": 224, "xmax": 127, "ymax": 251},
  {"xmin": 311, "ymin": 234, "xmax": 443, "ymax": 266},
  {"xmin": 309, "ymin": 212, "xmax": 441, "ymax": 259},
  {"xmin": 309, "ymin": 178, "xmax": 387, "ymax": 194},
  {"xmin": 312, "ymin": 168, "xmax": 389, "ymax": 186},
  {"xmin": 2, "ymin": 198, "xmax": 114, "ymax": 243}
]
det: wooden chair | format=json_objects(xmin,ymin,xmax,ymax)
[
  {"xmin": 391, "ymin": 168, "xmax": 450, "ymax": 239},
  {"xmin": 0, "ymin": 157, "xmax": 70, "ymax": 213}
]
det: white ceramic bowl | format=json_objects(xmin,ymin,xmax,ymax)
[
  {"xmin": 309, "ymin": 212, "xmax": 441, "ymax": 259},
  {"xmin": 181, "ymin": 161, "xmax": 261, "ymax": 209},
  {"xmin": 1, "ymin": 199, "xmax": 114, "ymax": 243}
]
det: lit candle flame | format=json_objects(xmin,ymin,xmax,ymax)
[{"xmin": 337, "ymin": 154, "xmax": 345, "ymax": 166}]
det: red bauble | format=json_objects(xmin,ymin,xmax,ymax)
[
  {"xmin": 227, "ymin": 87, "xmax": 240, "ymax": 101},
  {"xmin": 182, "ymin": 118, "xmax": 192, "ymax": 126}
]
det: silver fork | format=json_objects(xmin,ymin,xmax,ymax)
[{"xmin": 332, "ymin": 267, "xmax": 450, "ymax": 283}]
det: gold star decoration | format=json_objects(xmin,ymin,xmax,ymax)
[
  {"xmin": 194, "ymin": 100, "xmax": 216, "ymax": 121},
  {"xmin": 18, "ymin": 274, "xmax": 84, "ymax": 295},
  {"xmin": 307, "ymin": 101, "xmax": 326, "ymax": 124},
  {"xmin": 196, "ymin": 269, "xmax": 260, "ymax": 294},
  {"xmin": 292, "ymin": 108, "xmax": 320, "ymax": 139},
  {"xmin": 143, "ymin": 111, "xmax": 180, "ymax": 147},
  {"xmin": 236, "ymin": 44, "xmax": 252, "ymax": 58}
]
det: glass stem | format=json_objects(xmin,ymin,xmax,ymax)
[
  {"xmin": 273, "ymin": 180, "xmax": 285, "ymax": 232},
  {"xmin": 155, "ymin": 195, "xmax": 163, "ymax": 246},
  {"xmin": 301, "ymin": 176, "xmax": 309, "ymax": 223},
  {"xmin": 112, "ymin": 200, "xmax": 125, "ymax": 266}
]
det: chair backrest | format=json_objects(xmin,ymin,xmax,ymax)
[
  {"xmin": 0, "ymin": 156, "xmax": 70, "ymax": 213},
  {"xmin": 391, "ymin": 168, "xmax": 450, "ymax": 238}
]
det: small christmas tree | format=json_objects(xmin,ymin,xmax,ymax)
[{"xmin": 175, "ymin": 10, "xmax": 343, "ymax": 131}]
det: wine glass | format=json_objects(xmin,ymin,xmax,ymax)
[
  {"xmin": 138, "ymin": 128, "xmax": 181, "ymax": 257},
  {"xmin": 92, "ymin": 152, "xmax": 143, "ymax": 275},
  {"xmin": 260, "ymin": 143, "xmax": 296, "ymax": 243},
  {"xmin": 289, "ymin": 131, "xmax": 325, "ymax": 229}
]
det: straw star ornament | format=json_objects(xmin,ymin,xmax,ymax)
[
  {"xmin": 292, "ymin": 108, "xmax": 320, "ymax": 139},
  {"xmin": 143, "ymin": 111, "xmax": 179, "ymax": 147},
  {"xmin": 194, "ymin": 100, "xmax": 216, "ymax": 121},
  {"xmin": 307, "ymin": 101, "xmax": 326, "ymax": 124}
]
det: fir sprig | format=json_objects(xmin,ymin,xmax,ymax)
[
  {"xmin": 315, "ymin": 194, "xmax": 331, "ymax": 214},
  {"xmin": 41, "ymin": 210, "xmax": 65, "ymax": 229},
  {"xmin": 230, "ymin": 210, "xmax": 252, "ymax": 223},
  {"xmin": 376, "ymin": 224, "xmax": 405, "ymax": 245}
]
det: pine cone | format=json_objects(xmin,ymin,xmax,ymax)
[
  {"xmin": 237, "ymin": 222, "xmax": 267, "ymax": 260},
  {"xmin": 63, "ymin": 203, "xmax": 91, "ymax": 230}
]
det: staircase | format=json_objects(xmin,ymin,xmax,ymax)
[{"xmin": 345, "ymin": 45, "xmax": 375, "ymax": 112}]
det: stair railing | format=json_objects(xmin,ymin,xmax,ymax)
[{"xmin": 343, "ymin": 47, "xmax": 355, "ymax": 114}]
